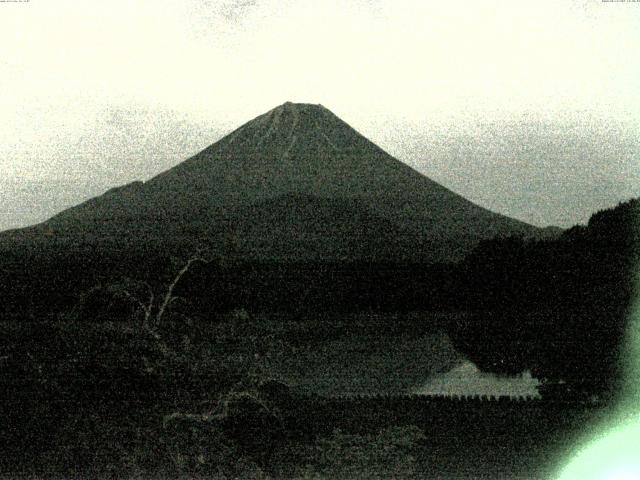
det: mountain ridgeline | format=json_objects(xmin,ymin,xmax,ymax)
[
  {"xmin": 0, "ymin": 102, "xmax": 636, "ymax": 401},
  {"xmin": 2, "ymin": 102, "xmax": 543, "ymax": 262},
  {"xmin": 0, "ymin": 103, "xmax": 638, "ymax": 479}
]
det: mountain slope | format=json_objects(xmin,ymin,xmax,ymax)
[{"xmin": 2, "ymin": 102, "xmax": 542, "ymax": 262}]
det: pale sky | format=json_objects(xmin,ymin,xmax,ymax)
[{"xmin": 1, "ymin": 0, "xmax": 639, "ymax": 230}]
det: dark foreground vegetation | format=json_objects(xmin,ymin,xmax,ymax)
[
  {"xmin": 456, "ymin": 198, "xmax": 639, "ymax": 401},
  {"xmin": 0, "ymin": 316, "xmax": 609, "ymax": 479},
  {"xmin": 0, "ymin": 198, "xmax": 637, "ymax": 477}
]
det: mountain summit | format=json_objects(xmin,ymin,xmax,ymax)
[{"xmin": 4, "ymin": 102, "xmax": 541, "ymax": 261}]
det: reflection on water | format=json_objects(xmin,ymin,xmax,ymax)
[{"xmin": 413, "ymin": 360, "xmax": 541, "ymax": 398}]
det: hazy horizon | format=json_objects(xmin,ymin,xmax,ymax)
[{"xmin": 1, "ymin": 0, "xmax": 639, "ymax": 231}]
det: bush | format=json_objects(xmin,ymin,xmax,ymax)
[{"xmin": 292, "ymin": 425, "xmax": 426, "ymax": 479}]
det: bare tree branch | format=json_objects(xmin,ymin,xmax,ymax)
[
  {"xmin": 156, "ymin": 252, "xmax": 209, "ymax": 325},
  {"xmin": 118, "ymin": 288, "xmax": 153, "ymax": 325}
]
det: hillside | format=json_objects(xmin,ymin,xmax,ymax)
[{"xmin": 2, "ymin": 102, "xmax": 543, "ymax": 262}]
